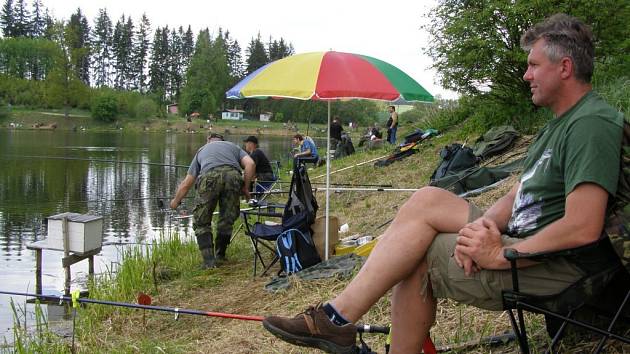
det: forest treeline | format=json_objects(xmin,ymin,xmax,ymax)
[
  {"xmin": 1, "ymin": 0, "xmax": 629, "ymax": 131},
  {"xmin": 0, "ymin": 0, "xmax": 377, "ymax": 124}
]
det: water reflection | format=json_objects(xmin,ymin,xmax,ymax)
[{"xmin": 0, "ymin": 129, "xmax": 300, "ymax": 342}]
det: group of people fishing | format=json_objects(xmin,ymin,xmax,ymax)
[
  {"xmin": 171, "ymin": 13, "xmax": 626, "ymax": 353},
  {"xmin": 168, "ymin": 127, "xmax": 327, "ymax": 268}
]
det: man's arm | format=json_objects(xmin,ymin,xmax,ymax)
[
  {"xmin": 390, "ymin": 112, "xmax": 398, "ymax": 128},
  {"xmin": 457, "ymin": 182, "xmax": 608, "ymax": 270},
  {"xmin": 170, "ymin": 174, "xmax": 196, "ymax": 209},
  {"xmin": 294, "ymin": 148, "xmax": 312, "ymax": 157},
  {"xmin": 478, "ymin": 182, "xmax": 520, "ymax": 232},
  {"xmin": 240, "ymin": 155, "xmax": 255, "ymax": 199}
]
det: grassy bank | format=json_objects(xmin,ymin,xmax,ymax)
[
  {"xmin": 7, "ymin": 76, "xmax": 630, "ymax": 352},
  {"xmin": 0, "ymin": 108, "xmax": 330, "ymax": 138},
  {"xmin": 9, "ymin": 124, "xmax": 629, "ymax": 353}
]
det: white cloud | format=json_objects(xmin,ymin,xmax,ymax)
[{"xmin": 45, "ymin": 0, "xmax": 459, "ymax": 99}]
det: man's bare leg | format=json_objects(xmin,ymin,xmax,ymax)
[
  {"xmin": 330, "ymin": 186, "xmax": 469, "ymax": 322},
  {"xmin": 389, "ymin": 260, "xmax": 435, "ymax": 353}
]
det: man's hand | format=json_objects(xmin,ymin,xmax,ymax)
[
  {"xmin": 169, "ymin": 199, "xmax": 180, "ymax": 209},
  {"xmin": 242, "ymin": 185, "xmax": 251, "ymax": 200},
  {"xmin": 456, "ymin": 218, "xmax": 504, "ymax": 270},
  {"xmin": 453, "ymin": 248, "xmax": 479, "ymax": 276}
]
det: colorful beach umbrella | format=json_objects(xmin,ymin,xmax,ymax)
[
  {"xmin": 226, "ymin": 51, "xmax": 434, "ymax": 260},
  {"xmin": 226, "ymin": 51, "xmax": 434, "ymax": 103}
]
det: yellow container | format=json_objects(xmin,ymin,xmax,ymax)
[
  {"xmin": 334, "ymin": 243, "xmax": 357, "ymax": 256},
  {"xmin": 354, "ymin": 239, "xmax": 378, "ymax": 257}
]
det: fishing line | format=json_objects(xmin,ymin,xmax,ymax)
[{"xmin": 4, "ymin": 155, "xmax": 189, "ymax": 169}]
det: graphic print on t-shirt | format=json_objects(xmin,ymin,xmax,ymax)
[{"xmin": 508, "ymin": 148, "xmax": 552, "ymax": 235}]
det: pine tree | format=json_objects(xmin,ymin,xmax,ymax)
[
  {"xmin": 133, "ymin": 13, "xmax": 150, "ymax": 92},
  {"xmin": 42, "ymin": 7, "xmax": 53, "ymax": 40},
  {"xmin": 267, "ymin": 37, "xmax": 280, "ymax": 61},
  {"xmin": 122, "ymin": 16, "xmax": 134, "ymax": 88},
  {"xmin": 12, "ymin": 0, "xmax": 29, "ymax": 36},
  {"xmin": 0, "ymin": 0, "xmax": 14, "ymax": 37},
  {"xmin": 168, "ymin": 27, "xmax": 182, "ymax": 100},
  {"xmin": 29, "ymin": 0, "xmax": 45, "ymax": 37},
  {"xmin": 112, "ymin": 15, "xmax": 133, "ymax": 89},
  {"xmin": 179, "ymin": 28, "xmax": 229, "ymax": 117},
  {"xmin": 67, "ymin": 8, "xmax": 90, "ymax": 85},
  {"xmin": 245, "ymin": 33, "xmax": 268, "ymax": 75},
  {"xmin": 91, "ymin": 8, "xmax": 112, "ymax": 87},
  {"xmin": 181, "ymin": 25, "xmax": 194, "ymax": 71},
  {"xmin": 277, "ymin": 38, "xmax": 294, "ymax": 58},
  {"xmin": 148, "ymin": 26, "xmax": 169, "ymax": 102},
  {"xmin": 223, "ymin": 29, "xmax": 243, "ymax": 84}
]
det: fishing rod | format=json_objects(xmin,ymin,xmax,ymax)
[
  {"xmin": 315, "ymin": 187, "xmax": 418, "ymax": 192},
  {"xmin": 9, "ymin": 196, "xmax": 194, "ymax": 207},
  {"xmin": 312, "ymin": 154, "xmax": 390, "ymax": 180},
  {"xmin": 257, "ymin": 180, "xmax": 393, "ymax": 188},
  {"xmin": 5, "ymin": 155, "xmax": 189, "ymax": 169},
  {"xmin": 0, "ymin": 290, "xmax": 264, "ymax": 322}
]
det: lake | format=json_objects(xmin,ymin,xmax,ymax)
[{"xmin": 0, "ymin": 129, "xmax": 301, "ymax": 342}]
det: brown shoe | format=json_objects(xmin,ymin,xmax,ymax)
[{"xmin": 263, "ymin": 304, "xmax": 357, "ymax": 354}]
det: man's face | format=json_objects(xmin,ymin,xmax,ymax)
[
  {"xmin": 523, "ymin": 39, "xmax": 563, "ymax": 108},
  {"xmin": 244, "ymin": 141, "xmax": 255, "ymax": 153},
  {"xmin": 292, "ymin": 138, "xmax": 300, "ymax": 146}
]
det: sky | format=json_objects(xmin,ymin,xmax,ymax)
[{"xmin": 44, "ymin": 0, "xmax": 458, "ymax": 100}]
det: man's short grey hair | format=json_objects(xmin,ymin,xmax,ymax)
[{"xmin": 520, "ymin": 13, "xmax": 594, "ymax": 83}]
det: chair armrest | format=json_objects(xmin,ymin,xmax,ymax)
[{"xmin": 503, "ymin": 236, "xmax": 610, "ymax": 263}]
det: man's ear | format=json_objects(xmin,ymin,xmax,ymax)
[{"xmin": 559, "ymin": 57, "xmax": 573, "ymax": 80}]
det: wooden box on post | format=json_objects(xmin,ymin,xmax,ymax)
[{"xmin": 47, "ymin": 212, "xmax": 103, "ymax": 253}]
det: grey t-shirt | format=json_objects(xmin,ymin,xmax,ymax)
[{"xmin": 188, "ymin": 141, "xmax": 248, "ymax": 177}]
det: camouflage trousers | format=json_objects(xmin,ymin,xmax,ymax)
[{"xmin": 193, "ymin": 166, "xmax": 243, "ymax": 255}]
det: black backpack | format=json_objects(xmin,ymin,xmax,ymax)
[
  {"xmin": 276, "ymin": 228, "xmax": 321, "ymax": 275},
  {"xmin": 430, "ymin": 143, "xmax": 478, "ymax": 183}
]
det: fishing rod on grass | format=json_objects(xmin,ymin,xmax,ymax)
[
  {"xmin": 0, "ymin": 289, "xmax": 408, "ymax": 353},
  {"xmin": 1, "ymin": 289, "xmax": 515, "ymax": 353}
]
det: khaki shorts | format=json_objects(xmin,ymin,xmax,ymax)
[{"xmin": 426, "ymin": 204, "xmax": 585, "ymax": 311}]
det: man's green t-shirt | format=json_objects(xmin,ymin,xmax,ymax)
[{"xmin": 507, "ymin": 91, "xmax": 624, "ymax": 237}]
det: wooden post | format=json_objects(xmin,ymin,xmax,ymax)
[
  {"xmin": 88, "ymin": 255, "xmax": 94, "ymax": 285},
  {"xmin": 35, "ymin": 249, "xmax": 42, "ymax": 295},
  {"xmin": 62, "ymin": 216, "xmax": 71, "ymax": 296}
]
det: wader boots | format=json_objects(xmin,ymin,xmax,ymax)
[
  {"xmin": 215, "ymin": 233, "xmax": 231, "ymax": 263},
  {"xmin": 199, "ymin": 247, "xmax": 216, "ymax": 269}
]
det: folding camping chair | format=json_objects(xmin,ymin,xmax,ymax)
[
  {"xmin": 254, "ymin": 160, "xmax": 282, "ymax": 196},
  {"xmin": 502, "ymin": 236, "xmax": 630, "ymax": 353},
  {"xmin": 241, "ymin": 163, "xmax": 319, "ymax": 277}
]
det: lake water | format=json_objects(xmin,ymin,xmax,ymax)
[{"xmin": 0, "ymin": 129, "xmax": 300, "ymax": 342}]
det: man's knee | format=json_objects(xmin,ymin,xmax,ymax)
[{"xmin": 407, "ymin": 186, "xmax": 455, "ymax": 210}]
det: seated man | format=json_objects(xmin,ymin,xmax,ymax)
[
  {"xmin": 292, "ymin": 133, "xmax": 320, "ymax": 166},
  {"xmin": 243, "ymin": 135, "xmax": 276, "ymax": 193},
  {"xmin": 263, "ymin": 13, "xmax": 625, "ymax": 353}
]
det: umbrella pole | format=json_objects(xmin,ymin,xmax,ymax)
[{"xmin": 325, "ymin": 100, "xmax": 331, "ymax": 260}]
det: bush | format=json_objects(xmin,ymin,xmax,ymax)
[
  {"xmin": 91, "ymin": 93, "xmax": 118, "ymax": 122},
  {"xmin": 0, "ymin": 99, "xmax": 10, "ymax": 120},
  {"xmin": 134, "ymin": 98, "xmax": 158, "ymax": 119}
]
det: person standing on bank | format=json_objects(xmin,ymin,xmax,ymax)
[
  {"xmin": 386, "ymin": 105, "xmax": 398, "ymax": 144},
  {"xmin": 263, "ymin": 14, "xmax": 624, "ymax": 353},
  {"xmin": 170, "ymin": 133, "xmax": 255, "ymax": 268},
  {"xmin": 330, "ymin": 117, "xmax": 344, "ymax": 150},
  {"xmin": 243, "ymin": 135, "xmax": 276, "ymax": 193}
]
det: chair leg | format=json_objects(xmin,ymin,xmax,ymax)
[
  {"xmin": 548, "ymin": 310, "xmax": 573, "ymax": 354},
  {"xmin": 508, "ymin": 308, "xmax": 530, "ymax": 354},
  {"xmin": 593, "ymin": 290, "xmax": 630, "ymax": 353}
]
